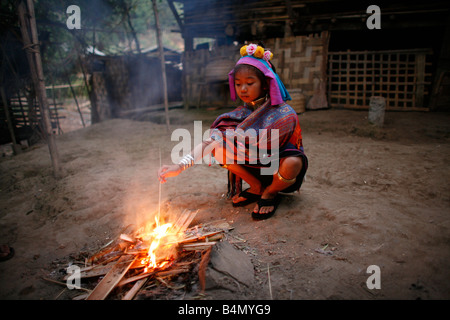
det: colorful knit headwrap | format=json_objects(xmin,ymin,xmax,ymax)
[{"xmin": 228, "ymin": 45, "xmax": 291, "ymax": 106}]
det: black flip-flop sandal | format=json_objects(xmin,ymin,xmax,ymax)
[
  {"xmin": 232, "ymin": 189, "xmax": 261, "ymax": 207},
  {"xmin": 0, "ymin": 246, "xmax": 14, "ymax": 262},
  {"xmin": 252, "ymin": 196, "xmax": 282, "ymax": 220}
]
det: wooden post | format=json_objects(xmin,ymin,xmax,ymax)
[
  {"xmin": 152, "ymin": 0, "xmax": 170, "ymax": 131},
  {"xmin": 429, "ymin": 14, "xmax": 450, "ymax": 110},
  {"xmin": 167, "ymin": 0, "xmax": 184, "ymax": 33},
  {"xmin": 49, "ymin": 76, "xmax": 63, "ymax": 134},
  {"xmin": 18, "ymin": 0, "xmax": 61, "ymax": 178},
  {"xmin": 415, "ymin": 53, "xmax": 426, "ymax": 108}
]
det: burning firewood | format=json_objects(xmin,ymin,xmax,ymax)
[
  {"xmin": 57, "ymin": 210, "xmax": 233, "ymax": 300},
  {"xmin": 86, "ymin": 254, "xmax": 136, "ymax": 300}
]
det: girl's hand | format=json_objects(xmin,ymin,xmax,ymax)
[{"xmin": 158, "ymin": 164, "xmax": 182, "ymax": 183}]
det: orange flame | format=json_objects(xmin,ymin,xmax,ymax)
[{"xmin": 140, "ymin": 215, "xmax": 179, "ymax": 273}]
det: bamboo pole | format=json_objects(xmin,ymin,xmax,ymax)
[
  {"xmin": 50, "ymin": 76, "xmax": 63, "ymax": 135},
  {"xmin": 167, "ymin": 0, "xmax": 184, "ymax": 33},
  {"xmin": 152, "ymin": 0, "xmax": 170, "ymax": 131},
  {"xmin": 18, "ymin": 0, "xmax": 61, "ymax": 178},
  {"xmin": 66, "ymin": 74, "xmax": 85, "ymax": 127},
  {"xmin": 78, "ymin": 54, "xmax": 99, "ymax": 123}
]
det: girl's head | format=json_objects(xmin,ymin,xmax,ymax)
[
  {"xmin": 228, "ymin": 44, "xmax": 291, "ymax": 106},
  {"xmin": 233, "ymin": 64, "xmax": 268, "ymax": 104}
]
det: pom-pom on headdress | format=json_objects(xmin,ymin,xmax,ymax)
[
  {"xmin": 229, "ymin": 44, "xmax": 290, "ymax": 106},
  {"xmin": 240, "ymin": 44, "xmax": 273, "ymax": 62}
]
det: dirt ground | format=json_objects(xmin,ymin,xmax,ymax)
[{"xmin": 0, "ymin": 106, "xmax": 449, "ymax": 300}]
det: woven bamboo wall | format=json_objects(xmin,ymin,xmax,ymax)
[
  {"xmin": 265, "ymin": 32, "xmax": 329, "ymax": 102},
  {"xmin": 183, "ymin": 33, "xmax": 329, "ymax": 109}
]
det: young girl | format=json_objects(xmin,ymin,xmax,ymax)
[{"xmin": 158, "ymin": 44, "xmax": 308, "ymax": 220}]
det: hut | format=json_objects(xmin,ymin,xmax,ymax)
[
  {"xmin": 170, "ymin": 0, "xmax": 450, "ymax": 111},
  {"xmin": 86, "ymin": 47, "xmax": 183, "ymax": 123},
  {"xmin": 0, "ymin": 22, "xmax": 61, "ymax": 149}
]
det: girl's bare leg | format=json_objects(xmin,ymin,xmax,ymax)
[
  {"xmin": 211, "ymin": 143, "xmax": 263, "ymax": 204},
  {"xmin": 253, "ymin": 157, "xmax": 303, "ymax": 214},
  {"xmin": 226, "ymin": 164, "xmax": 263, "ymax": 204}
]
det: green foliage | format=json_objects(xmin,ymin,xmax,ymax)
[{"xmin": 2, "ymin": 0, "xmax": 183, "ymax": 86}]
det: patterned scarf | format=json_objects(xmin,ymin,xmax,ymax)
[{"xmin": 210, "ymin": 99, "xmax": 303, "ymax": 165}]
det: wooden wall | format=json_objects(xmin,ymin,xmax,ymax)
[{"xmin": 183, "ymin": 32, "xmax": 330, "ymax": 109}]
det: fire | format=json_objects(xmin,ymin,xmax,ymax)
[{"xmin": 139, "ymin": 215, "xmax": 180, "ymax": 273}]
